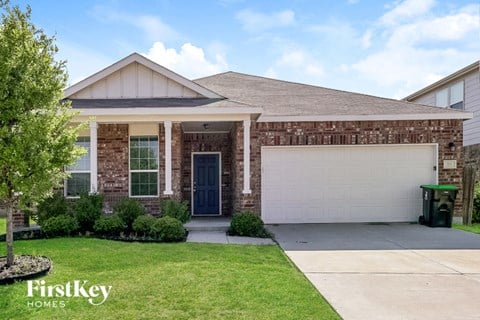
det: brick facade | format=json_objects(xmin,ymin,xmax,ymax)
[
  {"xmin": 232, "ymin": 119, "xmax": 465, "ymax": 218},
  {"xmin": 182, "ymin": 132, "xmax": 233, "ymax": 215}
]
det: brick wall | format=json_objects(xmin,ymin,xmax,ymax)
[
  {"xmin": 182, "ymin": 132, "xmax": 233, "ymax": 215},
  {"xmin": 465, "ymin": 143, "xmax": 480, "ymax": 183},
  {"xmin": 232, "ymin": 119, "xmax": 465, "ymax": 218}
]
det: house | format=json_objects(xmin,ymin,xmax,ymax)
[
  {"xmin": 12, "ymin": 53, "xmax": 473, "ymax": 227},
  {"xmin": 404, "ymin": 61, "xmax": 480, "ymax": 182}
]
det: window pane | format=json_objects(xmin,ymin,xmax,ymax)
[
  {"xmin": 68, "ymin": 137, "xmax": 90, "ymax": 171},
  {"xmin": 131, "ymin": 172, "xmax": 158, "ymax": 196},
  {"xmin": 130, "ymin": 136, "xmax": 158, "ymax": 170},
  {"xmin": 450, "ymin": 81, "xmax": 463, "ymax": 107},
  {"xmin": 66, "ymin": 173, "xmax": 90, "ymax": 197},
  {"xmin": 435, "ymin": 89, "xmax": 448, "ymax": 107}
]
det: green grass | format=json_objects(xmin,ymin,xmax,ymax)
[
  {"xmin": 0, "ymin": 238, "xmax": 339, "ymax": 320},
  {"xmin": 453, "ymin": 223, "xmax": 480, "ymax": 235},
  {"xmin": 0, "ymin": 217, "xmax": 5, "ymax": 234}
]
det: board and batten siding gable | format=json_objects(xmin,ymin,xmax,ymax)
[
  {"xmin": 69, "ymin": 62, "xmax": 202, "ymax": 99},
  {"xmin": 463, "ymin": 70, "xmax": 480, "ymax": 146}
]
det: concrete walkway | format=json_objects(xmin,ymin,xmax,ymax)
[
  {"xmin": 186, "ymin": 231, "xmax": 275, "ymax": 245},
  {"xmin": 268, "ymin": 223, "xmax": 480, "ymax": 320}
]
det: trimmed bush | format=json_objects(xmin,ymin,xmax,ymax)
[
  {"xmin": 74, "ymin": 193, "xmax": 103, "ymax": 233},
  {"xmin": 41, "ymin": 215, "xmax": 79, "ymax": 238},
  {"xmin": 35, "ymin": 193, "xmax": 69, "ymax": 225},
  {"xmin": 133, "ymin": 215, "xmax": 158, "ymax": 237},
  {"xmin": 228, "ymin": 211, "xmax": 270, "ymax": 238},
  {"xmin": 114, "ymin": 198, "xmax": 146, "ymax": 233},
  {"xmin": 161, "ymin": 199, "xmax": 190, "ymax": 223},
  {"xmin": 94, "ymin": 215, "xmax": 125, "ymax": 236},
  {"xmin": 473, "ymin": 183, "xmax": 480, "ymax": 223},
  {"xmin": 150, "ymin": 216, "xmax": 186, "ymax": 242}
]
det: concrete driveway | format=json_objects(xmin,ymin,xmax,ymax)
[{"xmin": 267, "ymin": 223, "xmax": 480, "ymax": 320}]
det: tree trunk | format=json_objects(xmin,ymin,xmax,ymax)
[{"xmin": 6, "ymin": 203, "xmax": 14, "ymax": 267}]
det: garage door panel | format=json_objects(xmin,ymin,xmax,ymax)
[{"xmin": 261, "ymin": 145, "xmax": 437, "ymax": 223}]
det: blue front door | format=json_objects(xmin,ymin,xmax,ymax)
[{"xmin": 193, "ymin": 154, "xmax": 220, "ymax": 215}]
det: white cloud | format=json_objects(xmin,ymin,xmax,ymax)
[
  {"xmin": 236, "ymin": 9, "xmax": 295, "ymax": 32},
  {"xmin": 361, "ymin": 29, "xmax": 373, "ymax": 48},
  {"xmin": 144, "ymin": 42, "xmax": 229, "ymax": 79},
  {"xmin": 264, "ymin": 49, "xmax": 325, "ymax": 83},
  {"xmin": 91, "ymin": 5, "xmax": 179, "ymax": 42},
  {"xmin": 352, "ymin": 3, "xmax": 480, "ymax": 98},
  {"xmin": 380, "ymin": 0, "xmax": 436, "ymax": 25}
]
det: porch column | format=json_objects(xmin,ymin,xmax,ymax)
[
  {"xmin": 163, "ymin": 120, "xmax": 173, "ymax": 195},
  {"xmin": 243, "ymin": 119, "xmax": 252, "ymax": 194},
  {"xmin": 89, "ymin": 121, "xmax": 98, "ymax": 193}
]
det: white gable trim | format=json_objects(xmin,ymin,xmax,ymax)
[{"xmin": 64, "ymin": 53, "xmax": 222, "ymax": 99}]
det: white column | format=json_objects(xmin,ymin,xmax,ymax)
[
  {"xmin": 89, "ymin": 121, "xmax": 98, "ymax": 193},
  {"xmin": 163, "ymin": 120, "xmax": 173, "ymax": 195},
  {"xmin": 243, "ymin": 119, "xmax": 252, "ymax": 194}
]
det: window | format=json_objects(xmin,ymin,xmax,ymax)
[
  {"xmin": 435, "ymin": 88, "xmax": 448, "ymax": 107},
  {"xmin": 66, "ymin": 136, "xmax": 90, "ymax": 197},
  {"xmin": 435, "ymin": 81, "xmax": 464, "ymax": 109},
  {"xmin": 449, "ymin": 81, "xmax": 464, "ymax": 109},
  {"xmin": 130, "ymin": 136, "xmax": 158, "ymax": 196}
]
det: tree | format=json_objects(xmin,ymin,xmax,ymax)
[{"xmin": 0, "ymin": 2, "xmax": 84, "ymax": 267}]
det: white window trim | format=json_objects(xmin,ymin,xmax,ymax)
[
  {"xmin": 436, "ymin": 80, "xmax": 465, "ymax": 110},
  {"xmin": 65, "ymin": 137, "xmax": 91, "ymax": 198},
  {"xmin": 128, "ymin": 134, "xmax": 160, "ymax": 198}
]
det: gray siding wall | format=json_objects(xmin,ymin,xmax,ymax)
[
  {"xmin": 409, "ymin": 69, "xmax": 480, "ymax": 146},
  {"xmin": 463, "ymin": 71, "xmax": 480, "ymax": 146}
]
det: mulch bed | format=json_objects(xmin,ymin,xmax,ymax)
[{"xmin": 0, "ymin": 255, "xmax": 51, "ymax": 285}]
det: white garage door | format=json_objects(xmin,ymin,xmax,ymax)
[{"xmin": 261, "ymin": 145, "xmax": 437, "ymax": 223}]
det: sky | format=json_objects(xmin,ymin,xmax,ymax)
[{"xmin": 6, "ymin": 0, "xmax": 480, "ymax": 99}]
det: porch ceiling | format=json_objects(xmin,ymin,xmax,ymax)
[{"xmin": 182, "ymin": 121, "xmax": 234, "ymax": 133}]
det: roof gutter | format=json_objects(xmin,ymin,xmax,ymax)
[
  {"xmin": 258, "ymin": 112, "xmax": 473, "ymax": 122},
  {"xmin": 403, "ymin": 61, "xmax": 480, "ymax": 101}
]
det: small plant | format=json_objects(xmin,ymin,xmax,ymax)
[
  {"xmin": 133, "ymin": 215, "xmax": 158, "ymax": 237},
  {"xmin": 228, "ymin": 211, "xmax": 270, "ymax": 238},
  {"xmin": 34, "ymin": 193, "xmax": 69, "ymax": 225},
  {"xmin": 150, "ymin": 216, "xmax": 186, "ymax": 242},
  {"xmin": 41, "ymin": 215, "xmax": 79, "ymax": 238},
  {"xmin": 114, "ymin": 198, "xmax": 146, "ymax": 233},
  {"xmin": 473, "ymin": 183, "xmax": 480, "ymax": 223},
  {"xmin": 74, "ymin": 193, "xmax": 103, "ymax": 233},
  {"xmin": 161, "ymin": 198, "xmax": 190, "ymax": 223},
  {"xmin": 93, "ymin": 215, "xmax": 125, "ymax": 237}
]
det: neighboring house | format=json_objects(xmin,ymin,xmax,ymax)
[
  {"xmin": 12, "ymin": 53, "xmax": 472, "ymax": 227},
  {"xmin": 404, "ymin": 61, "xmax": 480, "ymax": 181}
]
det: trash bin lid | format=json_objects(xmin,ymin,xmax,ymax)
[{"xmin": 420, "ymin": 184, "xmax": 458, "ymax": 190}]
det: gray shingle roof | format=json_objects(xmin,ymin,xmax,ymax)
[{"xmin": 195, "ymin": 71, "xmax": 469, "ymax": 118}]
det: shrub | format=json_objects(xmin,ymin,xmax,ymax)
[
  {"xmin": 41, "ymin": 215, "xmax": 79, "ymax": 238},
  {"xmin": 150, "ymin": 216, "xmax": 186, "ymax": 242},
  {"xmin": 114, "ymin": 198, "xmax": 146, "ymax": 233},
  {"xmin": 228, "ymin": 211, "xmax": 270, "ymax": 238},
  {"xmin": 161, "ymin": 199, "xmax": 190, "ymax": 223},
  {"xmin": 133, "ymin": 215, "xmax": 158, "ymax": 237},
  {"xmin": 74, "ymin": 193, "xmax": 103, "ymax": 233},
  {"xmin": 35, "ymin": 193, "xmax": 69, "ymax": 225},
  {"xmin": 473, "ymin": 183, "xmax": 480, "ymax": 223},
  {"xmin": 93, "ymin": 215, "xmax": 125, "ymax": 237}
]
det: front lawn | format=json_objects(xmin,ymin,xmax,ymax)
[
  {"xmin": 0, "ymin": 238, "xmax": 338, "ymax": 320},
  {"xmin": 453, "ymin": 223, "xmax": 480, "ymax": 235},
  {"xmin": 0, "ymin": 217, "xmax": 5, "ymax": 235}
]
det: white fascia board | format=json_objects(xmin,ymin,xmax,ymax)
[
  {"xmin": 75, "ymin": 107, "xmax": 263, "ymax": 116},
  {"xmin": 257, "ymin": 112, "xmax": 474, "ymax": 122},
  {"xmin": 64, "ymin": 53, "xmax": 222, "ymax": 99}
]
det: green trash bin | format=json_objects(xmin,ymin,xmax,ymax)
[{"xmin": 419, "ymin": 185, "xmax": 458, "ymax": 228}]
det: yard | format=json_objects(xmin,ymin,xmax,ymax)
[
  {"xmin": 0, "ymin": 217, "xmax": 5, "ymax": 234},
  {"xmin": 453, "ymin": 223, "xmax": 480, "ymax": 235},
  {"xmin": 0, "ymin": 237, "xmax": 338, "ymax": 320}
]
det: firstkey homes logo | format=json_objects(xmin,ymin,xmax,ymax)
[{"xmin": 26, "ymin": 280, "xmax": 112, "ymax": 308}]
